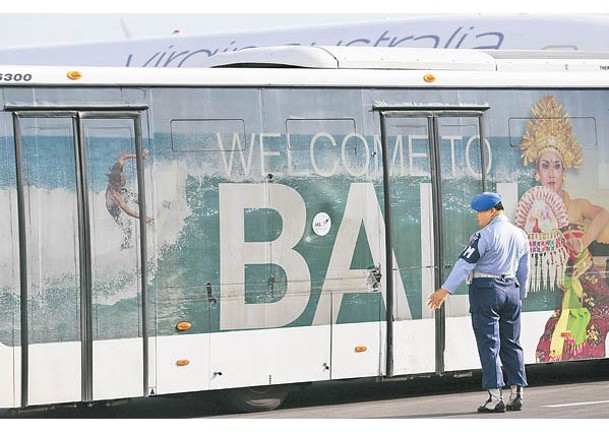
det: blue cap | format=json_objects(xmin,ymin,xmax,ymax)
[{"xmin": 471, "ymin": 192, "xmax": 502, "ymax": 211}]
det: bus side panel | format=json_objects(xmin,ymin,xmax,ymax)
[
  {"xmin": 148, "ymin": 87, "xmax": 384, "ymax": 392},
  {"xmin": 208, "ymin": 325, "xmax": 331, "ymax": 390},
  {"xmin": 0, "ymin": 104, "xmax": 18, "ymax": 408},
  {"xmin": 0, "ymin": 343, "xmax": 14, "ymax": 408},
  {"xmin": 444, "ymin": 312, "xmax": 553, "ymax": 370},
  {"xmin": 92, "ymin": 339, "xmax": 143, "ymax": 401},
  {"xmin": 443, "ymin": 89, "xmax": 609, "ymax": 370},
  {"xmin": 260, "ymin": 88, "xmax": 385, "ymax": 381},
  {"xmin": 28, "ymin": 342, "xmax": 81, "ymax": 406},
  {"xmin": 154, "ymin": 334, "xmax": 210, "ymax": 395},
  {"xmin": 330, "ymin": 322, "xmax": 384, "ymax": 380},
  {"xmin": 443, "ymin": 317, "xmax": 480, "ymax": 371},
  {"xmin": 392, "ymin": 320, "xmax": 436, "ymax": 375}
]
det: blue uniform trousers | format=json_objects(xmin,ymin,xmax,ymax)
[{"xmin": 468, "ymin": 277, "xmax": 528, "ymax": 390}]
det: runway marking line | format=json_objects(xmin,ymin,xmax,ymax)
[{"xmin": 544, "ymin": 400, "xmax": 609, "ymax": 408}]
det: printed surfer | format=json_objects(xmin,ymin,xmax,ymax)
[{"xmin": 105, "ymin": 148, "xmax": 154, "ymax": 249}]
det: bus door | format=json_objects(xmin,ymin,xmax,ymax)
[
  {"xmin": 13, "ymin": 111, "xmax": 149, "ymax": 407},
  {"xmin": 379, "ymin": 110, "xmax": 487, "ymax": 376}
]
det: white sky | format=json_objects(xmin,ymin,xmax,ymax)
[{"xmin": 1, "ymin": 1, "xmax": 608, "ymax": 49}]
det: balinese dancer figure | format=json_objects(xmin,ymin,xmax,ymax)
[{"xmin": 515, "ymin": 95, "xmax": 609, "ymax": 362}]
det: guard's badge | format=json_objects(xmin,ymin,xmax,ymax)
[{"xmin": 459, "ymin": 233, "xmax": 481, "ymax": 263}]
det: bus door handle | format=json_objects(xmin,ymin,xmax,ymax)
[
  {"xmin": 206, "ymin": 283, "xmax": 217, "ymax": 304},
  {"xmin": 367, "ymin": 263, "xmax": 382, "ymax": 292}
]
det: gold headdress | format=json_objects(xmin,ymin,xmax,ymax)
[{"xmin": 520, "ymin": 96, "xmax": 582, "ymax": 169}]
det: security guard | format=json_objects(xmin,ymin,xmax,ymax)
[{"xmin": 426, "ymin": 192, "xmax": 530, "ymax": 413}]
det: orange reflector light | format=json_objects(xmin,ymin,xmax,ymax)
[
  {"xmin": 423, "ymin": 73, "xmax": 436, "ymax": 83},
  {"xmin": 67, "ymin": 71, "xmax": 83, "ymax": 80},
  {"xmin": 176, "ymin": 321, "xmax": 192, "ymax": 331},
  {"xmin": 355, "ymin": 346, "xmax": 367, "ymax": 353},
  {"xmin": 561, "ymin": 331, "xmax": 573, "ymax": 338},
  {"xmin": 176, "ymin": 359, "xmax": 190, "ymax": 366}
]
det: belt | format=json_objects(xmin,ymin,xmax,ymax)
[{"xmin": 472, "ymin": 271, "xmax": 515, "ymax": 280}]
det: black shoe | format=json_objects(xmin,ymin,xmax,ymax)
[
  {"xmin": 506, "ymin": 396, "xmax": 523, "ymax": 411},
  {"xmin": 477, "ymin": 400, "xmax": 506, "ymax": 413}
]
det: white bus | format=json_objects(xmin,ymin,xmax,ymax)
[{"xmin": 1, "ymin": 46, "xmax": 609, "ymax": 413}]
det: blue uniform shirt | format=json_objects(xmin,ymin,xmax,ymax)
[{"xmin": 442, "ymin": 214, "xmax": 531, "ymax": 299}]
